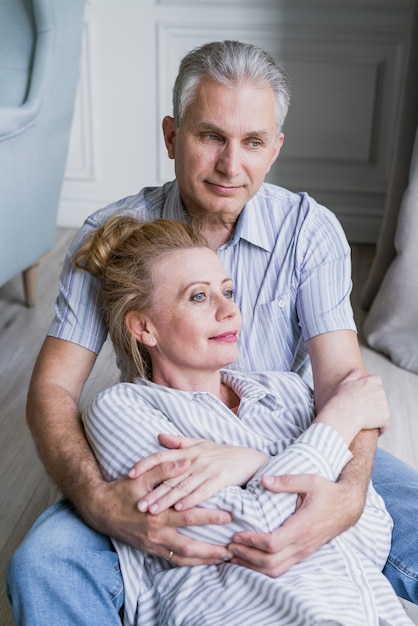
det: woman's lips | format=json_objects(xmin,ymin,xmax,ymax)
[{"xmin": 209, "ymin": 330, "xmax": 239, "ymax": 343}]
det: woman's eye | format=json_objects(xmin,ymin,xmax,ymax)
[
  {"xmin": 191, "ymin": 292, "xmax": 206, "ymax": 302},
  {"xmin": 224, "ymin": 289, "xmax": 234, "ymax": 299}
]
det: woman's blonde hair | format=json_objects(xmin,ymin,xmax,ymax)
[{"xmin": 74, "ymin": 216, "xmax": 208, "ymax": 380}]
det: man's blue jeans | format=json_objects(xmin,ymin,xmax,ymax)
[
  {"xmin": 372, "ymin": 448, "xmax": 418, "ymax": 603},
  {"xmin": 6, "ymin": 500, "xmax": 124, "ymax": 625},
  {"xmin": 7, "ymin": 448, "xmax": 418, "ymax": 624}
]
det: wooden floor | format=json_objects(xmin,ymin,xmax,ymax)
[{"xmin": 0, "ymin": 229, "xmax": 417, "ymax": 624}]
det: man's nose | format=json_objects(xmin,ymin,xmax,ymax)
[{"xmin": 216, "ymin": 142, "xmax": 241, "ymax": 177}]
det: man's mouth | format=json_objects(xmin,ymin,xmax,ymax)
[{"xmin": 206, "ymin": 181, "xmax": 242, "ymax": 193}]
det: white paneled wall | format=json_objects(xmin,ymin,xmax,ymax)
[{"xmin": 58, "ymin": 0, "xmax": 410, "ymax": 243}]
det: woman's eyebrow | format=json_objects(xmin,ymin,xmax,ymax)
[{"xmin": 181, "ymin": 277, "xmax": 233, "ymax": 293}]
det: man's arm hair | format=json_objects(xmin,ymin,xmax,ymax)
[
  {"xmin": 26, "ymin": 337, "xmax": 106, "ymax": 524},
  {"xmin": 308, "ymin": 329, "xmax": 377, "ymax": 513}
]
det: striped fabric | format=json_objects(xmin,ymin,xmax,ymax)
[
  {"xmin": 83, "ymin": 370, "xmax": 412, "ymax": 626},
  {"xmin": 48, "ymin": 180, "xmax": 356, "ymax": 386}
]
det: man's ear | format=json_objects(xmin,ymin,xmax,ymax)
[
  {"xmin": 162, "ymin": 116, "xmax": 176, "ymax": 160},
  {"xmin": 125, "ymin": 311, "xmax": 156, "ymax": 347},
  {"xmin": 266, "ymin": 132, "xmax": 284, "ymax": 174}
]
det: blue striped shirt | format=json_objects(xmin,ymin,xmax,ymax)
[{"xmin": 48, "ymin": 180, "xmax": 356, "ymax": 385}]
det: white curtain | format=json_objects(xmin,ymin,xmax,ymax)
[{"xmin": 362, "ymin": 0, "xmax": 418, "ymax": 374}]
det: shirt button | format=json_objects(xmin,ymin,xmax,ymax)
[
  {"xmin": 354, "ymin": 568, "xmax": 362, "ymax": 577},
  {"xmin": 278, "ymin": 299, "xmax": 286, "ymax": 308}
]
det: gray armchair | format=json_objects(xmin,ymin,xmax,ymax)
[{"xmin": 0, "ymin": 0, "xmax": 85, "ymax": 305}]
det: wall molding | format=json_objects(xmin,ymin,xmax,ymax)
[
  {"xmin": 157, "ymin": 21, "xmax": 405, "ymax": 191},
  {"xmin": 64, "ymin": 21, "xmax": 95, "ymax": 182},
  {"xmin": 157, "ymin": 0, "xmax": 408, "ymax": 7}
]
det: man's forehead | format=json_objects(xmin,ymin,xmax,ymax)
[{"xmin": 183, "ymin": 81, "xmax": 277, "ymax": 132}]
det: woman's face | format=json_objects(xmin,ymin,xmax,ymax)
[{"xmin": 141, "ymin": 247, "xmax": 241, "ymax": 383}]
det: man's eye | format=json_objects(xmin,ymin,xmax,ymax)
[
  {"xmin": 248, "ymin": 140, "xmax": 261, "ymax": 148},
  {"xmin": 191, "ymin": 292, "xmax": 206, "ymax": 302},
  {"xmin": 206, "ymin": 133, "xmax": 220, "ymax": 142}
]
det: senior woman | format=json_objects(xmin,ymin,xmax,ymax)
[{"xmin": 76, "ymin": 216, "xmax": 412, "ymax": 626}]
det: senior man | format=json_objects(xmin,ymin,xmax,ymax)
[{"xmin": 8, "ymin": 40, "xmax": 418, "ymax": 624}]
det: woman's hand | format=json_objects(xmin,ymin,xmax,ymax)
[
  {"xmin": 130, "ymin": 434, "xmax": 269, "ymax": 514},
  {"xmin": 314, "ymin": 369, "xmax": 390, "ymax": 444}
]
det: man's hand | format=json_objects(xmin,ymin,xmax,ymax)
[
  {"xmin": 313, "ymin": 369, "xmax": 390, "ymax": 444},
  {"xmin": 89, "ymin": 461, "xmax": 233, "ymax": 566},
  {"xmin": 228, "ymin": 472, "xmax": 364, "ymax": 577}
]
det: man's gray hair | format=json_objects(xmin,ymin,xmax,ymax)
[{"xmin": 172, "ymin": 40, "xmax": 291, "ymax": 131}]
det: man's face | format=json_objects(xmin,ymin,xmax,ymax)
[{"xmin": 163, "ymin": 78, "xmax": 284, "ymax": 222}]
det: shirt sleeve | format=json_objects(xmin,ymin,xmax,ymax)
[
  {"xmin": 295, "ymin": 198, "xmax": 357, "ymax": 340},
  {"xmin": 47, "ymin": 215, "xmax": 109, "ymax": 354},
  {"xmin": 257, "ymin": 422, "xmax": 353, "ymax": 483},
  {"xmin": 46, "ymin": 185, "xmax": 174, "ymax": 355},
  {"xmin": 82, "ymin": 383, "xmax": 182, "ymax": 481}
]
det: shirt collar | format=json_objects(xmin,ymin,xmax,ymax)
[
  {"xmin": 235, "ymin": 191, "xmax": 273, "ymax": 252},
  {"xmin": 221, "ymin": 369, "xmax": 278, "ymax": 408},
  {"xmin": 163, "ymin": 181, "xmax": 273, "ymax": 252},
  {"xmin": 162, "ymin": 180, "xmax": 190, "ymax": 223}
]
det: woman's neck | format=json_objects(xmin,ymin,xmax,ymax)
[
  {"xmin": 220, "ymin": 382, "xmax": 240, "ymax": 414},
  {"xmin": 152, "ymin": 367, "xmax": 239, "ymax": 412},
  {"xmin": 152, "ymin": 367, "xmax": 223, "ymax": 400}
]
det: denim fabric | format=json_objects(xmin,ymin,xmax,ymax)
[
  {"xmin": 373, "ymin": 447, "xmax": 418, "ymax": 604},
  {"xmin": 6, "ymin": 500, "xmax": 124, "ymax": 625}
]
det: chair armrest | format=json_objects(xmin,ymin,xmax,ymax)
[{"xmin": 0, "ymin": 0, "xmax": 54, "ymax": 141}]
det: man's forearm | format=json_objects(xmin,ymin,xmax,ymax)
[
  {"xmin": 25, "ymin": 337, "xmax": 106, "ymax": 522},
  {"xmin": 26, "ymin": 381, "xmax": 106, "ymax": 524},
  {"xmin": 337, "ymin": 427, "xmax": 378, "ymax": 523}
]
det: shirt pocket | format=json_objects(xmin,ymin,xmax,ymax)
[
  {"xmin": 251, "ymin": 293, "xmax": 296, "ymax": 370},
  {"xmin": 256, "ymin": 294, "xmax": 290, "ymax": 321}
]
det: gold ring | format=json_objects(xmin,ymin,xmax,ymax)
[{"xmin": 167, "ymin": 549, "xmax": 174, "ymax": 562}]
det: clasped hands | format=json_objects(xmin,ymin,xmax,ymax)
[{"xmin": 122, "ymin": 433, "xmax": 360, "ymax": 576}]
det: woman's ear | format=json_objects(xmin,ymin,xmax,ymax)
[{"xmin": 125, "ymin": 311, "xmax": 156, "ymax": 347}]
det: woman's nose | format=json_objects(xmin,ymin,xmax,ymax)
[{"xmin": 216, "ymin": 297, "xmax": 239, "ymax": 321}]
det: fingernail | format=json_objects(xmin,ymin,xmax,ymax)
[
  {"xmin": 138, "ymin": 501, "xmax": 148, "ymax": 512},
  {"xmin": 149, "ymin": 504, "xmax": 159, "ymax": 513},
  {"xmin": 263, "ymin": 475, "xmax": 274, "ymax": 486}
]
